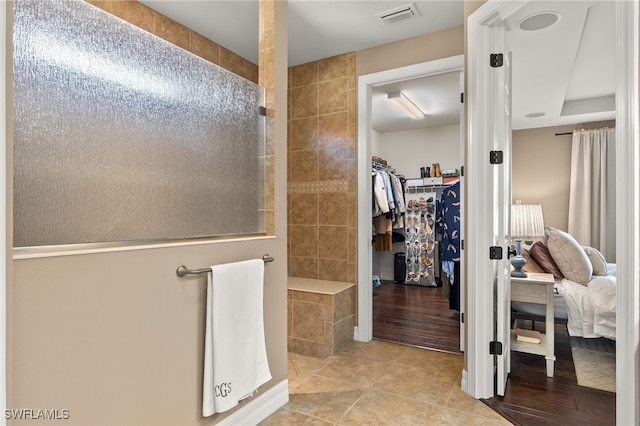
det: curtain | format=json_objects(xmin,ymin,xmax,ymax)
[{"xmin": 568, "ymin": 128, "xmax": 616, "ymax": 261}]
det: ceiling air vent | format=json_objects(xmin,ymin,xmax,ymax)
[{"xmin": 375, "ymin": 3, "xmax": 420, "ymax": 24}]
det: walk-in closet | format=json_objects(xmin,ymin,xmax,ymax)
[{"xmin": 369, "ymin": 70, "xmax": 463, "ymax": 354}]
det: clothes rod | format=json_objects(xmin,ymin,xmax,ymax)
[
  {"xmin": 555, "ymin": 132, "xmax": 573, "ymax": 136},
  {"xmin": 176, "ymin": 254, "xmax": 274, "ymax": 277}
]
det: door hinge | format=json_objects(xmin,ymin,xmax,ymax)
[
  {"xmin": 489, "ymin": 246, "xmax": 503, "ymax": 260},
  {"xmin": 460, "ymin": 92, "xmax": 464, "ymax": 103},
  {"xmin": 489, "ymin": 341, "xmax": 503, "ymax": 355},
  {"xmin": 258, "ymin": 106, "xmax": 267, "ymax": 116},
  {"xmin": 490, "ymin": 150, "xmax": 503, "ymax": 164},
  {"xmin": 490, "ymin": 53, "xmax": 504, "ymax": 68},
  {"xmin": 461, "ymin": 239, "xmax": 464, "ymax": 250},
  {"xmin": 460, "ymin": 165, "xmax": 464, "ymax": 177},
  {"xmin": 460, "ymin": 312, "xmax": 464, "ymax": 323}
]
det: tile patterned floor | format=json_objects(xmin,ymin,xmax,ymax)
[{"xmin": 260, "ymin": 340, "xmax": 512, "ymax": 425}]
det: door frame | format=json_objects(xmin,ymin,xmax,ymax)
[
  {"xmin": 355, "ymin": 55, "xmax": 464, "ymax": 343},
  {"xmin": 467, "ymin": 1, "xmax": 639, "ymax": 422},
  {"xmin": 1, "ymin": 2, "xmax": 7, "ymax": 424},
  {"xmin": 465, "ymin": 0, "xmax": 520, "ymax": 399}
]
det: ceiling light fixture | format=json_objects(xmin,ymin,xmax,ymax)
[{"xmin": 387, "ymin": 92, "xmax": 425, "ymax": 120}]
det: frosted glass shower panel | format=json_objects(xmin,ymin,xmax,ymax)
[{"xmin": 13, "ymin": 0, "xmax": 266, "ymax": 247}]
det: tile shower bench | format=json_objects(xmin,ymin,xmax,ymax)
[{"xmin": 287, "ymin": 277, "xmax": 356, "ymax": 359}]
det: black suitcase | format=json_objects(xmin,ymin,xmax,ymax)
[{"xmin": 394, "ymin": 252, "xmax": 406, "ymax": 284}]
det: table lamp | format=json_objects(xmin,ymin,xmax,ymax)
[{"xmin": 511, "ymin": 202, "xmax": 545, "ymax": 277}]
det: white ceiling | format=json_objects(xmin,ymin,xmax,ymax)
[{"xmin": 138, "ymin": 1, "xmax": 616, "ymax": 133}]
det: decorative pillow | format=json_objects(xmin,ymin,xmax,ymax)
[
  {"xmin": 522, "ymin": 248, "xmax": 545, "ymax": 273},
  {"xmin": 545, "ymin": 226, "xmax": 592, "ymax": 285},
  {"xmin": 583, "ymin": 246, "xmax": 608, "ymax": 276},
  {"xmin": 529, "ymin": 241, "xmax": 564, "ymax": 280}
]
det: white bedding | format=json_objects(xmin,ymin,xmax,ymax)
[{"xmin": 561, "ymin": 264, "xmax": 616, "ymax": 340}]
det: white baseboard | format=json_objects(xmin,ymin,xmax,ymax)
[{"xmin": 218, "ymin": 380, "xmax": 289, "ymax": 426}]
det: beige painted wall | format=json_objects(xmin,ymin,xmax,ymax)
[
  {"xmin": 357, "ymin": 25, "xmax": 464, "ymax": 77},
  {"xmin": 512, "ymin": 120, "xmax": 615, "ymax": 232},
  {"xmin": 8, "ymin": 1, "xmax": 288, "ymax": 425}
]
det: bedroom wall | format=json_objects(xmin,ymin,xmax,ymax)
[{"xmin": 512, "ymin": 120, "xmax": 616, "ymax": 232}]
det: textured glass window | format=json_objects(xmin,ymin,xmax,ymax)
[{"xmin": 13, "ymin": 0, "xmax": 266, "ymax": 248}]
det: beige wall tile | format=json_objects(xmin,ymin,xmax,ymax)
[
  {"xmin": 288, "ymin": 52, "xmax": 356, "ymax": 286},
  {"xmin": 333, "ymin": 315, "xmax": 354, "ymax": 355},
  {"xmin": 333, "ymin": 288, "xmax": 352, "ymax": 322},
  {"xmin": 324, "ymin": 320, "xmax": 333, "ymax": 358},
  {"xmin": 264, "ymin": 153, "xmax": 275, "ymax": 211},
  {"xmin": 318, "ymin": 112, "xmax": 349, "ymax": 150},
  {"xmin": 289, "ymin": 192, "xmax": 318, "ymax": 225},
  {"xmin": 318, "ymin": 78, "xmax": 348, "ymax": 115},
  {"xmin": 347, "ymin": 227, "xmax": 356, "ymax": 264},
  {"xmin": 319, "ymin": 226, "xmax": 348, "ymax": 260},
  {"xmin": 258, "ymin": 49, "xmax": 275, "ymax": 89},
  {"xmin": 290, "ymin": 62, "xmax": 319, "ymax": 88},
  {"xmin": 290, "ymin": 117, "xmax": 319, "ymax": 151},
  {"xmin": 190, "ymin": 32, "xmax": 220, "ymax": 65},
  {"xmin": 289, "ymin": 257, "xmax": 318, "ymax": 278},
  {"xmin": 290, "ymin": 85, "xmax": 319, "ymax": 119},
  {"xmin": 289, "ymin": 150, "xmax": 319, "ymax": 182},
  {"xmin": 318, "ymin": 258, "xmax": 349, "ymax": 282},
  {"xmin": 318, "ymin": 146, "xmax": 348, "ymax": 181},
  {"xmin": 290, "ymin": 225, "xmax": 318, "ymax": 258},
  {"xmin": 319, "ymin": 54, "xmax": 349, "ymax": 82},
  {"xmin": 154, "ymin": 14, "xmax": 190, "ymax": 51},
  {"xmin": 318, "ymin": 193, "xmax": 348, "ymax": 226},
  {"xmin": 347, "ymin": 193, "xmax": 357, "ymax": 228},
  {"xmin": 292, "ymin": 301, "xmax": 325, "ymax": 341},
  {"xmin": 288, "ymin": 337, "xmax": 326, "ymax": 359},
  {"xmin": 289, "ymin": 289, "xmax": 330, "ymax": 305},
  {"xmin": 220, "ymin": 46, "xmax": 246, "ymax": 78},
  {"xmin": 347, "ymin": 156, "xmax": 358, "ymax": 193},
  {"xmin": 347, "ymin": 262, "xmax": 357, "ymax": 284},
  {"xmin": 245, "ymin": 62, "xmax": 259, "ymax": 85},
  {"xmin": 104, "ymin": 1, "xmax": 155, "ymax": 34}
]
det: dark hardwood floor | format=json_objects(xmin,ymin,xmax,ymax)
[
  {"xmin": 483, "ymin": 320, "xmax": 616, "ymax": 426},
  {"xmin": 372, "ymin": 281, "xmax": 616, "ymax": 425},
  {"xmin": 372, "ymin": 280, "xmax": 461, "ymax": 353}
]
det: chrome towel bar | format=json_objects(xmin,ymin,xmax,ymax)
[{"xmin": 176, "ymin": 254, "xmax": 274, "ymax": 277}]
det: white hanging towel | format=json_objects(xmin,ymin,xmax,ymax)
[{"xmin": 202, "ymin": 259, "xmax": 272, "ymax": 416}]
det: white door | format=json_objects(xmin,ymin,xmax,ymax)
[
  {"xmin": 458, "ymin": 71, "xmax": 466, "ymax": 352},
  {"xmin": 467, "ymin": 8, "xmax": 513, "ymax": 397},
  {"xmin": 492, "ymin": 47, "xmax": 513, "ymax": 396}
]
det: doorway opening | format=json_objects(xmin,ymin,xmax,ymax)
[
  {"xmin": 356, "ymin": 55, "xmax": 465, "ymax": 355},
  {"xmin": 466, "ymin": 2, "xmax": 638, "ymax": 425}
]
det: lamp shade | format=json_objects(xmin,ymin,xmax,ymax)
[{"xmin": 511, "ymin": 203, "xmax": 545, "ymax": 238}]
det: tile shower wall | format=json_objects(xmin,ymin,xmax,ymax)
[
  {"xmin": 86, "ymin": 0, "xmax": 276, "ymax": 235},
  {"xmin": 86, "ymin": 1, "xmax": 259, "ymax": 84},
  {"xmin": 288, "ymin": 53, "xmax": 358, "ymax": 283},
  {"xmin": 288, "ymin": 284, "xmax": 356, "ymax": 358}
]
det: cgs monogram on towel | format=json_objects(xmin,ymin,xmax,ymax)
[{"xmin": 215, "ymin": 382, "xmax": 232, "ymax": 398}]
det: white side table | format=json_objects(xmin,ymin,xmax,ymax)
[{"xmin": 510, "ymin": 272, "xmax": 556, "ymax": 377}]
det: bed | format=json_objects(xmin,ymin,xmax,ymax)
[{"xmin": 511, "ymin": 226, "xmax": 616, "ymax": 340}]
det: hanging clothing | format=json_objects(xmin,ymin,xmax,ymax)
[
  {"xmin": 437, "ymin": 180, "xmax": 461, "ymax": 284},
  {"xmin": 372, "ymin": 167, "xmax": 406, "ymax": 251}
]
